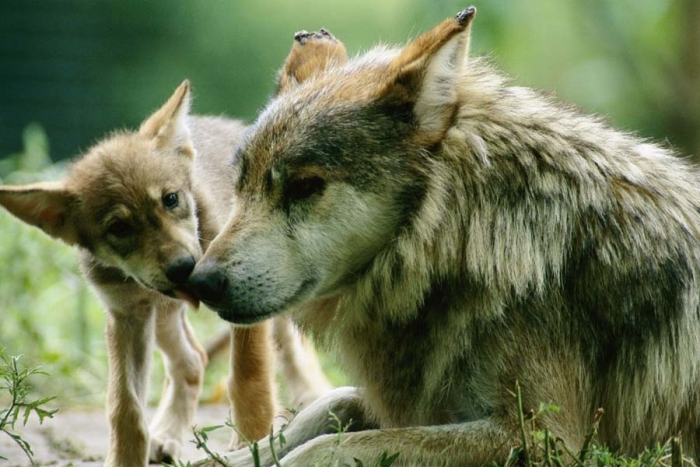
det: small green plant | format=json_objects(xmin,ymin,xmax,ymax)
[
  {"xmin": 321, "ymin": 411, "xmax": 398, "ymax": 467},
  {"xmin": 0, "ymin": 347, "xmax": 58, "ymax": 466},
  {"xmin": 186, "ymin": 411, "xmax": 296, "ymax": 467},
  {"xmin": 191, "ymin": 423, "xmax": 231, "ymax": 467},
  {"xmin": 495, "ymin": 381, "xmax": 697, "ymax": 467},
  {"xmin": 185, "ymin": 408, "xmax": 398, "ymax": 467},
  {"xmin": 351, "ymin": 451, "xmax": 400, "ymax": 467}
]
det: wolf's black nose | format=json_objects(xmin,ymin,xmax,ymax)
[
  {"xmin": 165, "ymin": 255, "xmax": 196, "ymax": 284},
  {"xmin": 187, "ymin": 261, "xmax": 228, "ymax": 305}
]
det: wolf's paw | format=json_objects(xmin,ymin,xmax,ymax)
[{"xmin": 149, "ymin": 435, "xmax": 182, "ymax": 465}]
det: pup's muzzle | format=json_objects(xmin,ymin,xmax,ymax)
[
  {"xmin": 186, "ymin": 260, "xmax": 229, "ymax": 310},
  {"xmin": 165, "ymin": 255, "xmax": 196, "ymax": 284}
]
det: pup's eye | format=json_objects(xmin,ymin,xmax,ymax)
[
  {"xmin": 285, "ymin": 176, "xmax": 326, "ymax": 203},
  {"xmin": 162, "ymin": 192, "xmax": 179, "ymax": 210},
  {"xmin": 107, "ymin": 220, "xmax": 133, "ymax": 238}
]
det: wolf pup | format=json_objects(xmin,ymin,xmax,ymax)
[
  {"xmin": 187, "ymin": 7, "xmax": 700, "ymax": 467},
  {"xmin": 0, "ymin": 36, "xmax": 339, "ymax": 465},
  {"xmin": 0, "ymin": 82, "xmax": 277, "ymax": 466}
]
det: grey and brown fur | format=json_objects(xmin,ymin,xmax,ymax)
[
  {"xmin": 187, "ymin": 7, "xmax": 700, "ymax": 466},
  {"xmin": 0, "ymin": 68, "xmax": 331, "ymax": 465}
]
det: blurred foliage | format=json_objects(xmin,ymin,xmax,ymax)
[
  {"xmin": 0, "ymin": 0, "xmax": 698, "ymax": 160},
  {"xmin": 0, "ymin": 128, "xmax": 101, "ymax": 403}
]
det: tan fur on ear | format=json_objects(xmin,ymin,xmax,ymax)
[
  {"xmin": 385, "ymin": 7, "xmax": 477, "ymax": 143},
  {"xmin": 389, "ymin": 7, "xmax": 475, "ymax": 75},
  {"xmin": 139, "ymin": 80, "xmax": 194, "ymax": 156},
  {"xmin": 0, "ymin": 181, "xmax": 78, "ymax": 244},
  {"xmin": 277, "ymin": 28, "xmax": 348, "ymax": 95}
]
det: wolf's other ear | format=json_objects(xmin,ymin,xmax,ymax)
[
  {"xmin": 139, "ymin": 80, "xmax": 194, "ymax": 156},
  {"xmin": 384, "ymin": 7, "xmax": 476, "ymax": 142},
  {"xmin": 0, "ymin": 182, "xmax": 78, "ymax": 245},
  {"xmin": 277, "ymin": 28, "xmax": 348, "ymax": 95}
]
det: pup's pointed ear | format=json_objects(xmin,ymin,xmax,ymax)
[
  {"xmin": 139, "ymin": 80, "xmax": 194, "ymax": 156},
  {"xmin": 276, "ymin": 28, "xmax": 348, "ymax": 95},
  {"xmin": 0, "ymin": 181, "xmax": 79, "ymax": 245},
  {"xmin": 384, "ymin": 7, "xmax": 476, "ymax": 142}
]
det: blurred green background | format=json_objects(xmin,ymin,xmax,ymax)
[
  {"xmin": 0, "ymin": 0, "xmax": 699, "ymax": 406},
  {"xmin": 1, "ymin": 0, "xmax": 699, "ymax": 161}
]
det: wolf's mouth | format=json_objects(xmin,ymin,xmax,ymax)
[
  {"xmin": 217, "ymin": 309, "xmax": 278, "ymax": 326},
  {"xmin": 174, "ymin": 288, "xmax": 200, "ymax": 309},
  {"xmin": 161, "ymin": 288, "xmax": 201, "ymax": 309},
  {"xmin": 206, "ymin": 277, "xmax": 318, "ymax": 325}
]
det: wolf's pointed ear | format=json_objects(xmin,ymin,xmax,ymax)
[
  {"xmin": 384, "ymin": 7, "xmax": 476, "ymax": 142},
  {"xmin": 139, "ymin": 80, "xmax": 194, "ymax": 156},
  {"xmin": 276, "ymin": 28, "xmax": 348, "ymax": 95},
  {"xmin": 0, "ymin": 182, "xmax": 79, "ymax": 245}
]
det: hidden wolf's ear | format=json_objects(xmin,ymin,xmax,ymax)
[
  {"xmin": 383, "ymin": 7, "xmax": 476, "ymax": 143},
  {"xmin": 0, "ymin": 182, "xmax": 78, "ymax": 245},
  {"xmin": 276, "ymin": 28, "xmax": 348, "ymax": 94},
  {"xmin": 139, "ymin": 80, "xmax": 194, "ymax": 157}
]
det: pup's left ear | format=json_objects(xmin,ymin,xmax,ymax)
[
  {"xmin": 139, "ymin": 80, "xmax": 194, "ymax": 157},
  {"xmin": 0, "ymin": 182, "xmax": 79, "ymax": 245},
  {"xmin": 383, "ymin": 7, "xmax": 476, "ymax": 143}
]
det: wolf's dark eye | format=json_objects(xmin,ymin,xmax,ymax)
[
  {"xmin": 163, "ymin": 192, "xmax": 179, "ymax": 210},
  {"xmin": 285, "ymin": 176, "xmax": 326, "ymax": 203},
  {"xmin": 107, "ymin": 220, "xmax": 133, "ymax": 238}
]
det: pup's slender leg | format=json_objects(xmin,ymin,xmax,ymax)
[
  {"xmin": 103, "ymin": 305, "xmax": 156, "ymax": 467},
  {"xmin": 150, "ymin": 301, "xmax": 207, "ymax": 463},
  {"xmin": 228, "ymin": 320, "xmax": 277, "ymax": 448},
  {"xmin": 272, "ymin": 316, "xmax": 332, "ymax": 410}
]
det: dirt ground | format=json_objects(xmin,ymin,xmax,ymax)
[{"xmin": 0, "ymin": 403, "xmax": 234, "ymax": 467}]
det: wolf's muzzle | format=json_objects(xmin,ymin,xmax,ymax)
[{"xmin": 187, "ymin": 260, "xmax": 229, "ymax": 308}]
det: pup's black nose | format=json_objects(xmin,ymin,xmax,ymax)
[
  {"xmin": 187, "ymin": 261, "xmax": 228, "ymax": 305},
  {"xmin": 165, "ymin": 255, "xmax": 196, "ymax": 284}
]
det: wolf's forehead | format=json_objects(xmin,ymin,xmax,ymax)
[
  {"xmin": 258, "ymin": 55, "xmax": 392, "ymax": 130},
  {"xmin": 236, "ymin": 53, "xmax": 402, "ymax": 183}
]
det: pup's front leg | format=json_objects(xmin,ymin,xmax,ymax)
[
  {"xmin": 104, "ymin": 305, "xmax": 156, "ymax": 467},
  {"xmin": 149, "ymin": 301, "xmax": 208, "ymax": 463},
  {"xmin": 195, "ymin": 386, "xmax": 370, "ymax": 467},
  {"xmin": 227, "ymin": 321, "xmax": 277, "ymax": 448}
]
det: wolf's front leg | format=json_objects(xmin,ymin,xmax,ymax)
[
  {"xmin": 150, "ymin": 301, "xmax": 208, "ymax": 463},
  {"xmin": 280, "ymin": 420, "xmax": 515, "ymax": 467},
  {"xmin": 195, "ymin": 386, "xmax": 369, "ymax": 467},
  {"xmin": 104, "ymin": 306, "xmax": 156, "ymax": 467}
]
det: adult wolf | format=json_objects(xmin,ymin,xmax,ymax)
[
  {"xmin": 188, "ymin": 7, "xmax": 700, "ymax": 467},
  {"xmin": 0, "ymin": 29, "xmax": 341, "ymax": 465}
]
